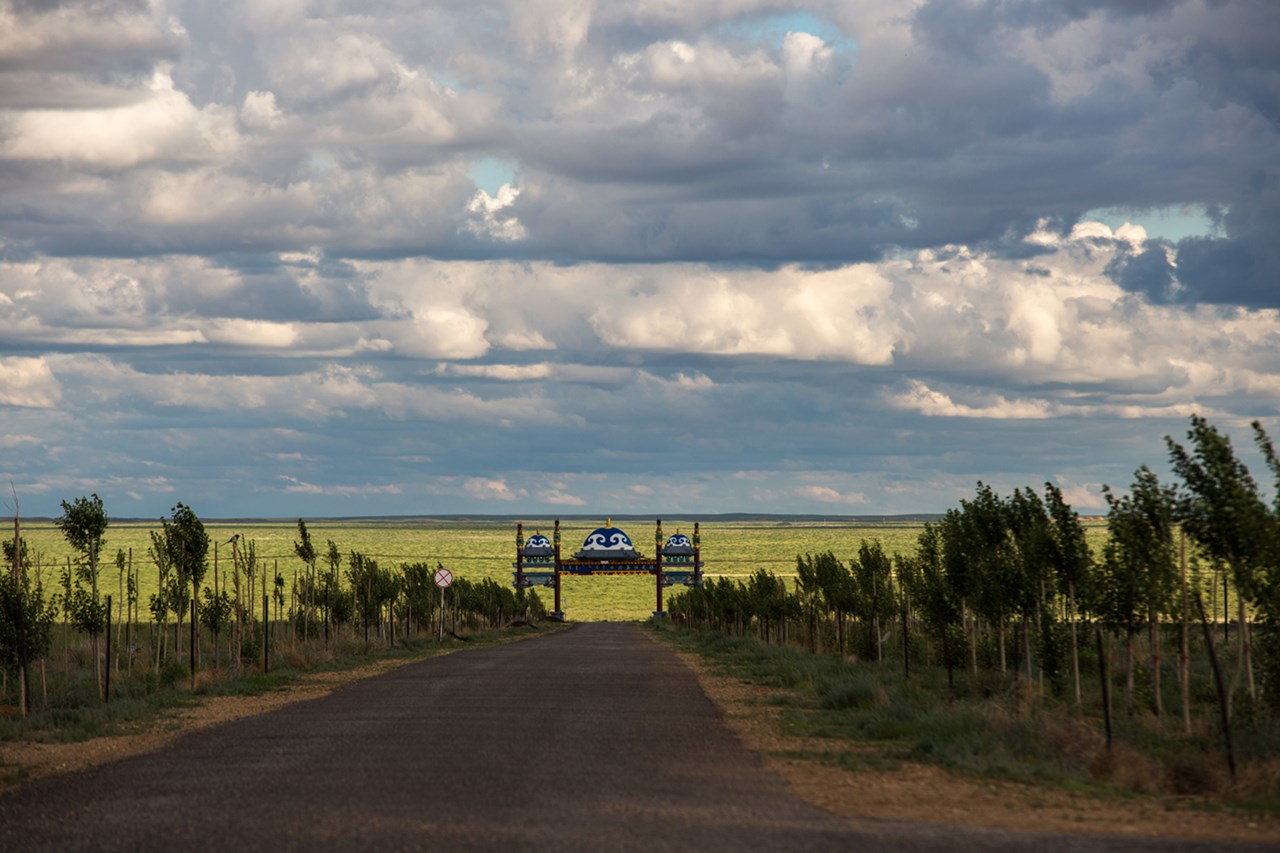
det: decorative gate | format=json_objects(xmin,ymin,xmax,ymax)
[{"xmin": 513, "ymin": 519, "xmax": 704, "ymax": 620}]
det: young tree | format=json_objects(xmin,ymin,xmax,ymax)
[
  {"xmin": 937, "ymin": 507, "xmax": 980, "ymax": 672},
  {"xmin": 293, "ymin": 519, "xmax": 317, "ymax": 640},
  {"xmin": 795, "ymin": 553, "xmax": 822, "ymax": 653},
  {"xmin": 147, "ymin": 528, "xmax": 172, "ymax": 670},
  {"xmin": 905, "ymin": 523, "xmax": 964, "ymax": 692},
  {"xmin": 159, "ymin": 503, "xmax": 210, "ymax": 654},
  {"xmin": 953, "ymin": 484, "xmax": 1024, "ymax": 674},
  {"xmin": 1, "ymin": 537, "xmax": 56, "ymax": 715},
  {"xmin": 1006, "ymin": 487, "xmax": 1056, "ymax": 689},
  {"xmin": 851, "ymin": 539, "xmax": 895, "ymax": 663},
  {"xmin": 199, "ymin": 585, "xmax": 233, "ymax": 667},
  {"xmin": 1044, "ymin": 483, "xmax": 1093, "ymax": 708},
  {"xmin": 1167, "ymin": 415, "xmax": 1277, "ymax": 704},
  {"xmin": 55, "ymin": 494, "xmax": 109, "ymax": 692},
  {"xmin": 1099, "ymin": 467, "xmax": 1178, "ymax": 720},
  {"xmin": 1250, "ymin": 420, "xmax": 1280, "ymax": 703},
  {"xmin": 811, "ymin": 552, "xmax": 852, "ymax": 657}
]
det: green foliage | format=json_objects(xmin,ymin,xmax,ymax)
[
  {"xmin": 346, "ymin": 550, "xmax": 395, "ymax": 632},
  {"xmin": 1097, "ymin": 466, "xmax": 1178, "ymax": 634},
  {"xmin": 329, "ymin": 585, "xmax": 356, "ymax": 626},
  {"xmin": 0, "ymin": 549, "xmax": 57, "ymax": 676},
  {"xmin": 168, "ymin": 503, "xmax": 210, "ymax": 590},
  {"xmin": 816, "ymin": 670, "xmax": 888, "ymax": 711},
  {"xmin": 146, "ymin": 503, "xmax": 209, "ymax": 633},
  {"xmin": 452, "ymin": 576, "xmax": 523, "ymax": 628},
  {"xmin": 1168, "ymin": 415, "xmax": 1280, "ymax": 701},
  {"xmin": 54, "ymin": 494, "xmax": 108, "ymax": 586},
  {"xmin": 1036, "ymin": 611, "xmax": 1070, "ymax": 698},
  {"xmin": 1044, "ymin": 482, "xmax": 1093, "ymax": 609},
  {"xmin": 54, "ymin": 493, "xmax": 110, "ymax": 637},
  {"xmin": 199, "ymin": 585, "xmax": 233, "ymax": 637},
  {"xmin": 401, "ymin": 561, "xmax": 441, "ymax": 630},
  {"xmin": 1006, "ymin": 486, "xmax": 1054, "ymax": 617},
  {"xmin": 851, "ymin": 539, "xmax": 896, "ymax": 659},
  {"xmin": 61, "ymin": 583, "xmax": 108, "ymax": 636},
  {"xmin": 1167, "ymin": 415, "xmax": 1275, "ymax": 608},
  {"xmin": 158, "ymin": 659, "xmax": 189, "ymax": 689},
  {"xmin": 293, "ymin": 519, "xmax": 316, "ymax": 570}
]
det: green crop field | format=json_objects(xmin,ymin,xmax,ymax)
[{"xmin": 13, "ymin": 517, "xmax": 1111, "ymax": 622}]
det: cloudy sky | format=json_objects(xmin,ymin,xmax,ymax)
[{"xmin": 1, "ymin": 0, "xmax": 1278, "ymax": 519}]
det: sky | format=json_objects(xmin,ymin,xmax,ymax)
[{"xmin": 1, "ymin": 0, "xmax": 1278, "ymax": 520}]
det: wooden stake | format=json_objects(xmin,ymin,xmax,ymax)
[
  {"xmin": 1196, "ymin": 592, "xmax": 1236, "ymax": 782},
  {"xmin": 104, "ymin": 595, "xmax": 112, "ymax": 703},
  {"xmin": 1096, "ymin": 626, "xmax": 1112, "ymax": 752},
  {"xmin": 1180, "ymin": 528, "xmax": 1191, "ymax": 734}
]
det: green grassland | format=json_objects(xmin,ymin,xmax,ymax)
[{"xmin": 15, "ymin": 517, "xmax": 1111, "ymax": 622}]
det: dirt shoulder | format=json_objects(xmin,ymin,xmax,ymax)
[{"xmin": 670, "ymin": 647, "xmax": 1280, "ymax": 846}]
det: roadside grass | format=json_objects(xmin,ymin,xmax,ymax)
[
  {"xmin": 0, "ymin": 623, "xmax": 555, "ymax": 745},
  {"xmin": 652, "ymin": 623, "xmax": 1280, "ymax": 814}
]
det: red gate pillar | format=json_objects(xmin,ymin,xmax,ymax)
[
  {"xmin": 693, "ymin": 522, "xmax": 702, "ymax": 585},
  {"xmin": 515, "ymin": 522, "xmax": 524, "ymax": 589},
  {"xmin": 552, "ymin": 519, "xmax": 564, "ymax": 621},
  {"xmin": 654, "ymin": 518, "xmax": 666, "ymax": 618}
]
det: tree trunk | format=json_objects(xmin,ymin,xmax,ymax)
[
  {"xmin": 1179, "ymin": 535, "xmax": 1191, "ymax": 734},
  {"xmin": 1069, "ymin": 581, "xmax": 1082, "ymax": 709},
  {"xmin": 1223, "ymin": 570, "xmax": 1229, "ymax": 646},
  {"xmin": 11, "ymin": 497, "xmax": 26, "ymax": 717},
  {"xmin": 997, "ymin": 619, "xmax": 1007, "ymax": 674},
  {"xmin": 967, "ymin": 606, "xmax": 978, "ymax": 674},
  {"xmin": 809, "ymin": 601, "xmax": 817, "ymax": 654},
  {"xmin": 1149, "ymin": 608, "xmax": 1162, "ymax": 731},
  {"xmin": 1124, "ymin": 628, "xmax": 1135, "ymax": 712},
  {"xmin": 117, "ymin": 569, "xmax": 124, "ymax": 674},
  {"xmin": 1037, "ymin": 576, "xmax": 1047, "ymax": 697},
  {"xmin": 1240, "ymin": 596, "xmax": 1255, "ymax": 703},
  {"xmin": 1023, "ymin": 617, "xmax": 1033, "ymax": 687}
]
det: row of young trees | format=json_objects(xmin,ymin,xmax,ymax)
[
  {"xmin": 2, "ymin": 507, "xmax": 545, "ymax": 715},
  {"xmin": 669, "ymin": 415, "xmax": 1280, "ymax": 725}
]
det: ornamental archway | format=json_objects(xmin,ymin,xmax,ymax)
[{"xmin": 512, "ymin": 519, "xmax": 704, "ymax": 620}]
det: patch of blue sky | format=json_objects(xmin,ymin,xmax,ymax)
[
  {"xmin": 720, "ymin": 10, "xmax": 857, "ymax": 54},
  {"xmin": 1083, "ymin": 204, "xmax": 1224, "ymax": 243},
  {"xmin": 468, "ymin": 157, "xmax": 518, "ymax": 195},
  {"xmin": 307, "ymin": 150, "xmax": 336, "ymax": 173},
  {"xmin": 432, "ymin": 72, "xmax": 462, "ymax": 92}
]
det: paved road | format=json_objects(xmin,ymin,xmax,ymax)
[{"xmin": 0, "ymin": 623, "xmax": 1266, "ymax": 851}]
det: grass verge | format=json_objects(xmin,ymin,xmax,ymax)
[{"xmin": 650, "ymin": 622, "xmax": 1280, "ymax": 817}]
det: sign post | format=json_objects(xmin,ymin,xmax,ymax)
[{"xmin": 433, "ymin": 565, "xmax": 453, "ymax": 641}]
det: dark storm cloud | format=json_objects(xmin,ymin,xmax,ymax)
[
  {"xmin": 1105, "ymin": 240, "xmax": 1179, "ymax": 304},
  {"xmin": 1174, "ymin": 171, "xmax": 1280, "ymax": 308},
  {"xmin": 0, "ymin": 0, "xmax": 1273, "ymax": 279}
]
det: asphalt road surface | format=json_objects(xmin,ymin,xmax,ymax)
[{"xmin": 0, "ymin": 623, "xmax": 1268, "ymax": 852}]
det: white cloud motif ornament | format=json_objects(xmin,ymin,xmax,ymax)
[{"xmin": 574, "ymin": 521, "xmax": 641, "ymax": 560}]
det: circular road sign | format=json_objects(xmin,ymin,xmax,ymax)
[{"xmin": 433, "ymin": 567, "xmax": 454, "ymax": 588}]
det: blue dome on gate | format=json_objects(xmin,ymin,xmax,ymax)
[
  {"xmin": 575, "ymin": 521, "xmax": 641, "ymax": 560},
  {"xmin": 662, "ymin": 532, "xmax": 694, "ymax": 556},
  {"xmin": 522, "ymin": 533, "xmax": 553, "ymax": 558}
]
